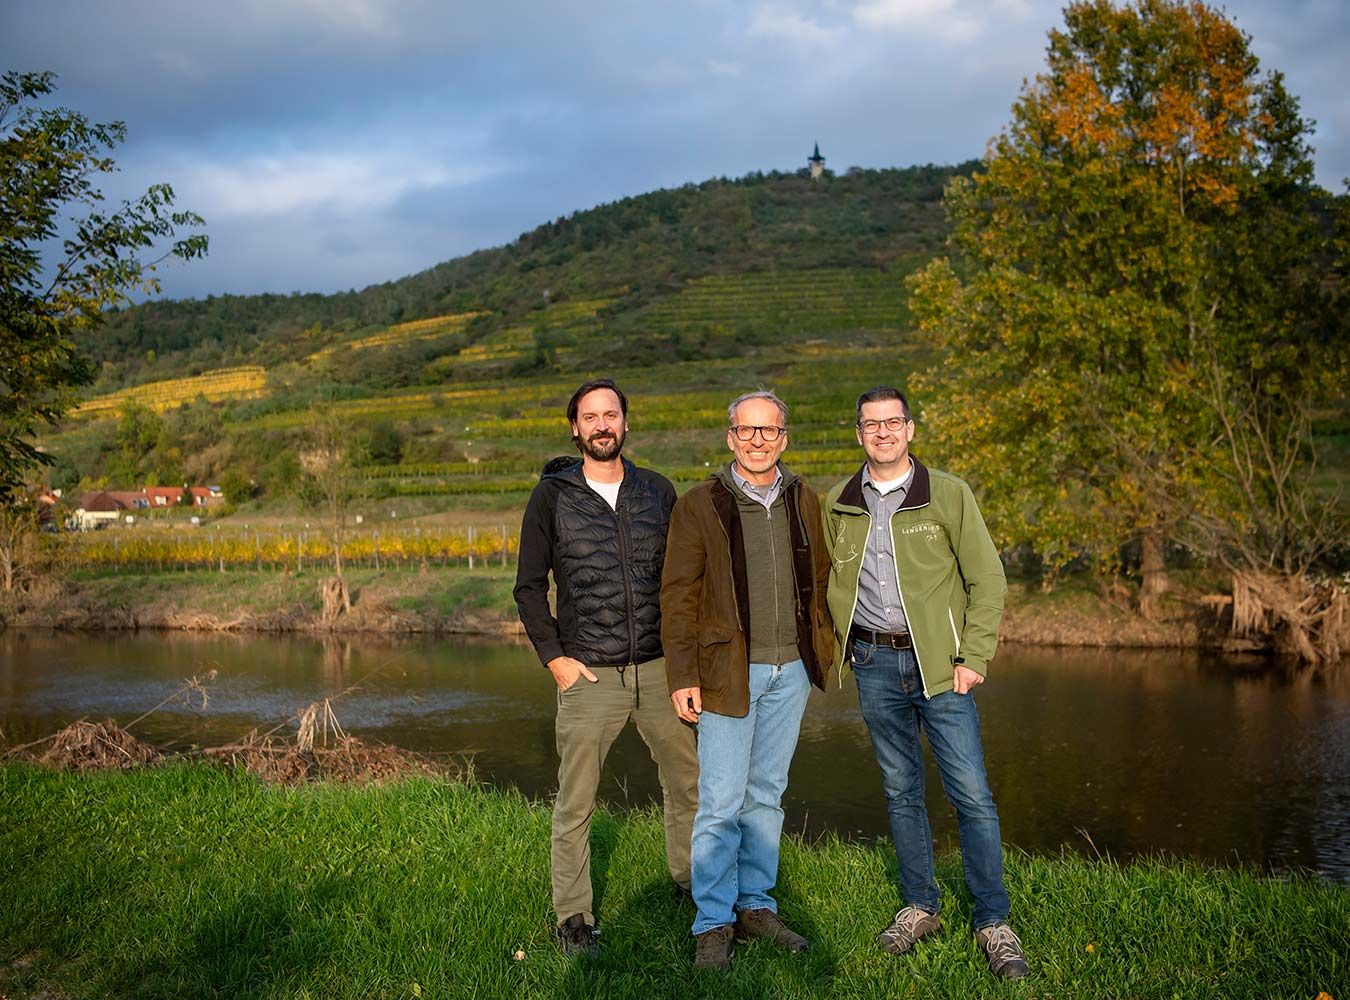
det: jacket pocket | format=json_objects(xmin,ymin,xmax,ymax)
[
  {"xmin": 696, "ymin": 622, "xmax": 735, "ymax": 692},
  {"xmin": 697, "ymin": 622, "xmax": 735, "ymax": 647}
]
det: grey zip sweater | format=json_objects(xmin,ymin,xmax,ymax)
[{"xmin": 716, "ymin": 466, "xmax": 799, "ymax": 666}]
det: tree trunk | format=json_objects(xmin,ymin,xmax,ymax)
[
  {"xmin": 319, "ymin": 576, "xmax": 350, "ymax": 624},
  {"xmin": 1138, "ymin": 527, "xmax": 1169, "ymax": 620}
]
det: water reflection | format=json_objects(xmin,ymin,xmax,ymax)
[{"xmin": 2, "ymin": 630, "xmax": 1346, "ymax": 882}]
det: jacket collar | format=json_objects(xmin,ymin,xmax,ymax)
[
  {"xmin": 834, "ymin": 457, "xmax": 931, "ymax": 513},
  {"xmin": 551, "ymin": 455, "xmax": 636, "ymax": 493}
]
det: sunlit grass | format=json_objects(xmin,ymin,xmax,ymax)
[{"xmin": 1, "ymin": 764, "xmax": 1346, "ymax": 999}]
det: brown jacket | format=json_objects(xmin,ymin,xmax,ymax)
[{"xmin": 661, "ymin": 470, "xmax": 834, "ymax": 717}]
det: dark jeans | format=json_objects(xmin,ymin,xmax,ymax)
[{"xmin": 851, "ymin": 639, "xmax": 1010, "ymax": 928}]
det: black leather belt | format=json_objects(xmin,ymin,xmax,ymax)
[{"xmin": 850, "ymin": 625, "xmax": 913, "ymax": 649}]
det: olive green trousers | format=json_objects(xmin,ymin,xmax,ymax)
[{"xmin": 551, "ymin": 658, "xmax": 699, "ymax": 926}]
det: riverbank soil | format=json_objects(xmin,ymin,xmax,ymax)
[
  {"xmin": 3, "ymin": 568, "xmax": 1246, "ymax": 653},
  {"xmin": 2, "ymin": 763, "xmax": 1347, "ymax": 999}
]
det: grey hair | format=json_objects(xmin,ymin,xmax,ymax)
[{"xmin": 727, "ymin": 389, "xmax": 789, "ymax": 427}]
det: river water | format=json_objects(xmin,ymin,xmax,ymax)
[{"xmin": 2, "ymin": 630, "xmax": 1347, "ymax": 882}]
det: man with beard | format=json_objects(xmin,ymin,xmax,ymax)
[{"xmin": 514, "ymin": 377, "xmax": 699, "ymax": 957}]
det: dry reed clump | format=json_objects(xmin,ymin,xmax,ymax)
[
  {"xmin": 202, "ymin": 733, "xmax": 440, "ymax": 785},
  {"xmin": 34, "ymin": 720, "xmax": 159, "ymax": 771},
  {"xmin": 1230, "ymin": 570, "xmax": 1349, "ymax": 667},
  {"xmin": 201, "ymin": 698, "xmax": 442, "ymax": 785}
]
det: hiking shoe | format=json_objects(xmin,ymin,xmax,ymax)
[
  {"xmin": 693, "ymin": 924, "xmax": 734, "ymax": 972},
  {"xmin": 877, "ymin": 905, "xmax": 942, "ymax": 955},
  {"xmin": 976, "ymin": 922, "xmax": 1029, "ymax": 980},
  {"xmin": 735, "ymin": 908, "xmax": 810, "ymax": 953},
  {"xmin": 673, "ymin": 881, "xmax": 694, "ymax": 906},
  {"xmin": 554, "ymin": 913, "xmax": 599, "ymax": 957}
]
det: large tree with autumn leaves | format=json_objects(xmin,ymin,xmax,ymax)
[{"xmin": 908, "ymin": 0, "xmax": 1346, "ymax": 635}]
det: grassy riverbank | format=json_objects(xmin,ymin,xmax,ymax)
[
  {"xmin": 3, "ymin": 566, "xmax": 1228, "ymax": 651},
  {"xmin": 2, "ymin": 764, "xmax": 1345, "ymax": 999}
]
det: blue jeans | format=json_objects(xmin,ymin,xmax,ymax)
[
  {"xmin": 851, "ymin": 640, "xmax": 1010, "ymax": 928},
  {"xmin": 690, "ymin": 659, "xmax": 810, "ymax": 935}
]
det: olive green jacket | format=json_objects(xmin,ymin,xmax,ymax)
[{"xmin": 824, "ymin": 458, "xmax": 1006, "ymax": 698}]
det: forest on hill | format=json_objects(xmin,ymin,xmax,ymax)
[{"xmin": 86, "ymin": 164, "xmax": 973, "ymax": 393}]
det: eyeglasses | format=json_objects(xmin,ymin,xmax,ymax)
[
  {"xmin": 731, "ymin": 424, "xmax": 785, "ymax": 442},
  {"xmin": 858, "ymin": 417, "xmax": 911, "ymax": 434}
]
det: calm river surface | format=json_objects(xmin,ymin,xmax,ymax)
[{"xmin": 2, "ymin": 630, "xmax": 1347, "ymax": 882}]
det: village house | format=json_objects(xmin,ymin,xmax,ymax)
[{"xmin": 71, "ymin": 484, "xmax": 222, "ymax": 530}]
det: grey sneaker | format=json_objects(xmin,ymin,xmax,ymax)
[
  {"xmin": 694, "ymin": 924, "xmax": 734, "ymax": 972},
  {"xmin": 877, "ymin": 905, "xmax": 942, "ymax": 955},
  {"xmin": 553, "ymin": 913, "xmax": 599, "ymax": 957},
  {"xmin": 735, "ymin": 908, "xmax": 810, "ymax": 952},
  {"xmin": 976, "ymin": 922, "xmax": 1030, "ymax": 979}
]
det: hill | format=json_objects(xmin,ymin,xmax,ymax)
[
  {"xmin": 83, "ymin": 164, "xmax": 970, "ymax": 389},
  {"xmin": 40, "ymin": 164, "xmax": 978, "ymax": 504}
]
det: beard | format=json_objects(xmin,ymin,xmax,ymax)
[{"xmin": 578, "ymin": 427, "xmax": 624, "ymax": 461}]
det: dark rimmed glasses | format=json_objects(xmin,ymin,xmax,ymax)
[
  {"xmin": 731, "ymin": 424, "xmax": 785, "ymax": 442},
  {"xmin": 858, "ymin": 416, "xmax": 910, "ymax": 435}
]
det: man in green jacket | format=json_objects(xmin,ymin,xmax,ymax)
[{"xmin": 824, "ymin": 386, "xmax": 1029, "ymax": 980}]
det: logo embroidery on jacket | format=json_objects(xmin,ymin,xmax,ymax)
[
  {"xmin": 897, "ymin": 521, "xmax": 943, "ymax": 543},
  {"xmin": 831, "ymin": 520, "xmax": 860, "ymax": 572}
]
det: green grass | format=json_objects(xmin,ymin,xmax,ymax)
[
  {"xmin": 41, "ymin": 566, "xmax": 522, "ymax": 627},
  {"xmin": 1, "ymin": 764, "xmax": 1346, "ymax": 999}
]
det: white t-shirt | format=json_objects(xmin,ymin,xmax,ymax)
[
  {"xmin": 586, "ymin": 477, "xmax": 621, "ymax": 510},
  {"xmin": 869, "ymin": 463, "xmax": 915, "ymax": 496}
]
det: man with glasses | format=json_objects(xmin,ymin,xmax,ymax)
[
  {"xmin": 661, "ymin": 389, "xmax": 834, "ymax": 972},
  {"xmin": 823, "ymin": 386, "xmax": 1027, "ymax": 980},
  {"xmin": 514, "ymin": 378, "xmax": 700, "ymax": 958}
]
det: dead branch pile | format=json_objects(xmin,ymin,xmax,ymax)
[
  {"xmin": 1230, "ymin": 570, "xmax": 1349, "ymax": 668},
  {"xmin": 4, "ymin": 658, "xmax": 456, "ymax": 785},
  {"xmin": 201, "ymin": 732, "xmax": 437, "ymax": 785},
  {"xmin": 33, "ymin": 720, "xmax": 159, "ymax": 771}
]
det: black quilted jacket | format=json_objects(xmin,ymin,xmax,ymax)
[{"xmin": 514, "ymin": 457, "xmax": 676, "ymax": 668}]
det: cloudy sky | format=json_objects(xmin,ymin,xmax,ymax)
[{"xmin": 4, "ymin": 0, "xmax": 1346, "ymax": 301}]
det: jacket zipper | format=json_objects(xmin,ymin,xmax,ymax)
[
  {"xmin": 886, "ymin": 514, "xmax": 929, "ymax": 700},
  {"xmin": 614, "ymin": 493, "xmax": 638, "ymax": 668},
  {"xmin": 840, "ymin": 508, "xmax": 863, "ymax": 689},
  {"xmin": 766, "ymin": 503, "xmax": 782, "ymax": 648}
]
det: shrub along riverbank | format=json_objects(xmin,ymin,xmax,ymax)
[
  {"xmin": 3, "ymin": 566, "xmax": 1238, "ymax": 653},
  {"xmin": 1, "ymin": 763, "xmax": 1346, "ymax": 999}
]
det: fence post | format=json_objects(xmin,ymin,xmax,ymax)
[
  {"xmin": 114, "ymin": 535, "xmax": 119, "ymax": 574},
  {"xmin": 373, "ymin": 530, "xmax": 380, "ymax": 572},
  {"xmin": 297, "ymin": 532, "xmax": 303, "ymax": 574},
  {"xmin": 500, "ymin": 524, "xmax": 507, "ymax": 567},
  {"xmin": 468, "ymin": 525, "xmax": 475, "ymax": 570}
]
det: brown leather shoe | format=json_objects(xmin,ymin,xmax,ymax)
[
  {"xmin": 694, "ymin": 924, "xmax": 734, "ymax": 972},
  {"xmin": 734, "ymin": 908, "xmax": 810, "ymax": 953}
]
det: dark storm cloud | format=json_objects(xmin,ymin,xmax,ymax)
[{"xmin": 2, "ymin": 0, "xmax": 1344, "ymax": 300}]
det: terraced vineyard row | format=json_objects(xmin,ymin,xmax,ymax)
[
  {"xmin": 68, "ymin": 525, "xmax": 519, "ymax": 572},
  {"xmin": 638, "ymin": 268, "xmax": 915, "ymax": 335},
  {"xmin": 74, "ymin": 367, "xmax": 267, "ymax": 418},
  {"xmin": 448, "ymin": 297, "xmax": 618, "ymax": 374},
  {"xmin": 308, "ymin": 310, "xmax": 489, "ymax": 362}
]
